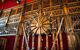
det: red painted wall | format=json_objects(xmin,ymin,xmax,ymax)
[
  {"xmin": 28, "ymin": 34, "xmax": 53, "ymax": 50},
  {"xmin": 62, "ymin": 32, "xmax": 68, "ymax": 50},
  {"xmin": 0, "ymin": 35, "xmax": 24, "ymax": 50},
  {"xmin": 42, "ymin": 34, "xmax": 46, "ymax": 50},
  {"xmin": 0, "ymin": 36, "xmax": 15, "ymax": 50},
  {"xmin": 0, "ymin": 0, "xmax": 32, "ymax": 9},
  {"xmin": 0, "ymin": 33, "xmax": 68, "ymax": 50},
  {"xmin": 48, "ymin": 34, "xmax": 53, "ymax": 50},
  {"xmin": 34, "ymin": 35, "xmax": 38, "ymax": 50}
]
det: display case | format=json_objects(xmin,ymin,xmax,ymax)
[{"xmin": 0, "ymin": 13, "xmax": 20, "ymax": 36}]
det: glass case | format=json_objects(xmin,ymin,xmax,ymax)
[{"xmin": 0, "ymin": 13, "xmax": 20, "ymax": 36}]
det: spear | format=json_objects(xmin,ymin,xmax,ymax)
[
  {"xmin": 21, "ymin": 0, "xmax": 30, "ymax": 50},
  {"xmin": 5, "ymin": 9, "xmax": 13, "ymax": 27},
  {"xmin": 3, "ymin": 9, "xmax": 13, "ymax": 33},
  {"xmin": 13, "ymin": 0, "xmax": 30, "ymax": 50},
  {"xmin": 51, "ymin": 0, "xmax": 67, "ymax": 49}
]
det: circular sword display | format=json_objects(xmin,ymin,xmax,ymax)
[{"xmin": 31, "ymin": 15, "xmax": 49, "ymax": 34}]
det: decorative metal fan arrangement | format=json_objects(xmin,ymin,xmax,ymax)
[
  {"xmin": 31, "ymin": 15, "xmax": 49, "ymax": 34},
  {"xmin": 25, "ymin": 12, "xmax": 50, "ymax": 35}
]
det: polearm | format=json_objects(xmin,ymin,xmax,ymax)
[
  {"xmin": 0, "ymin": 5, "xmax": 13, "ymax": 34},
  {"xmin": 51, "ymin": 0, "xmax": 64, "ymax": 50},
  {"xmin": 3, "ymin": 9, "xmax": 13, "ymax": 34},
  {"xmin": 22, "ymin": 23, "xmax": 30, "ymax": 50},
  {"xmin": 13, "ymin": 0, "xmax": 27, "ymax": 50},
  {"xmin": 38, "ymin": 0, "xmax": 43, "ymax": 50},
  {"xmin": 21, "ymin": 0, "xmax": 30, "ymax": 50},
  {"xmin": 31, "ymin": 0, "xmax": 34, "ymax": 49},
  {"xmin": 51, "ymin": 17, "xmax": 64, "ymax": 50},
  {"xmin": 49, "ymin": 0, "xmax": 59, "ymax": 49},
  {"xmin": 51, "ymin": 0, "xmax": 68, "ymax": 49},
  {"xmin": 49, "ymin": 0, "xmax": 54, "ymax": 50},
  {"xmin": 21, "ymin": 1, "xmax": 29, "ymax": 49},
  {"xmin": 5, "ymin": 9, "xmax": 13, "ymax": 27}
]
